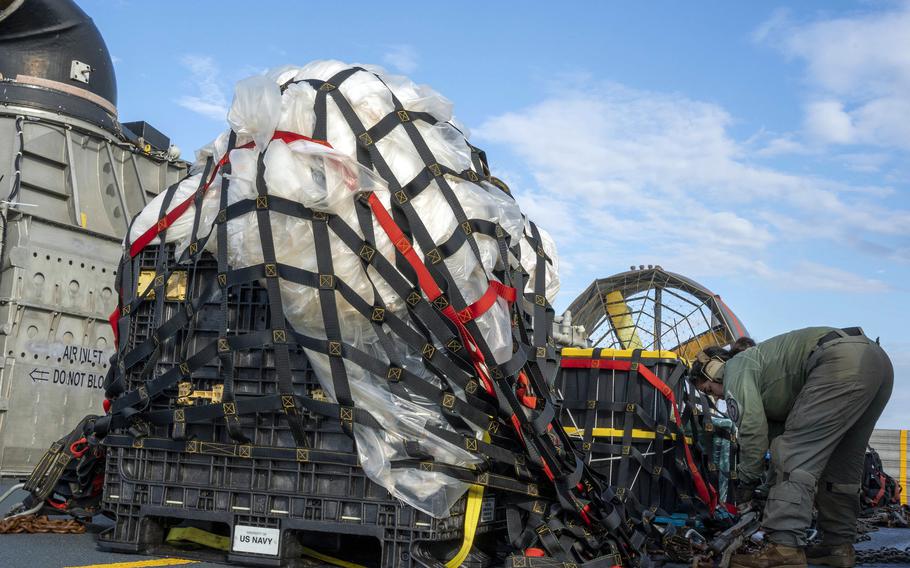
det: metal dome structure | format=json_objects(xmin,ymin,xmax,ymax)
[{"xmin": 565, "ymin": 265, "xmax": 748, "ymax": 358}]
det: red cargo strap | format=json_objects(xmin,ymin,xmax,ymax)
[
  {"xmin": 108, "ymin": 307, "xmax": 120, "ymax": 346},
  {"xmin": 458, "ymin": 280, "xmax": 516, "ymax": 323},
  {"xmin": 128, "ymin": 131, "xmax": 331, "ymax": 258},
  {"xmin": 872, "ymin": 472, "xmax": 887, "ymax": 507},
  {"xmin": 516, "ymin": 371, "xmax": 538, "ymax": 409},
  {"xmin": 69, "ymin": 437, "xmax": 89, "ymax": 459},
  {"xmin": 561, "ymin": 358, "xmax": 718, "ymax": 512},
  {"xmin": 366, "ymin": 192, "xmax": 515, "ymax": 396},
  {"xmin": 46, "ymin": 498, "xmax": 69, "ymax": 511}
]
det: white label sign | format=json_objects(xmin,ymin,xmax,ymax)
[{"xmin": 232, "ymin": 525, "xmax": 280, "ymax": 556}]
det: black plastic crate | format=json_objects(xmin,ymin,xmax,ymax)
[
  {"xmin": 123, "ymin": 245, "xmax": 330, "ymax": 446},
  {"xmin": 556, "ymin": 349, "xmax": 692, "ymax": 514},
  {"xmin": 104, "ymin": 243, "xmax": 507, "ymax": 566}
]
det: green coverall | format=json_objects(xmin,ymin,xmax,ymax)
[{"xmin": 723, "ymin": 327, "xmax": 893, "ymax": 547}]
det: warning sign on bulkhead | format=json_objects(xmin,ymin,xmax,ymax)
[{"xmin": 24, "ymin": 341, "xmax": 114, "ymax": 391}]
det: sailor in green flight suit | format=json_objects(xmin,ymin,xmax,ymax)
[{"xmin": 691, "ymin": 327, "xmax": 893, "ymax": 568}]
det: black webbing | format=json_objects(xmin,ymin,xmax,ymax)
[
  {"xmin": 253, "ymin": 152, "xmax": 309, "ymax": 447},
  {"xmin": 214, "ymin": 132, "xmax": 247, "ymax": 443}
]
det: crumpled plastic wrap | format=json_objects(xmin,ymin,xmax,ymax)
[{"xmin": 127, "ymin": 61, "xmax": 560, "ymax": 517}]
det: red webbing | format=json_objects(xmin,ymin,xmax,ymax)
[
  {"xmin": 367, "ymin": 193, "xmax": 517, "ymax": 396},
  {"xmin": 516, "ymin": 371, "xmax": 539, "ymax": 408},
  {"xmin": 367, "ymin": 193, "xmax": 445, "ymax": 301},
  {"xmin": 108, "ymin": 308, "xmax": 120, "ymax": 346},
  {"xmin": 561, "ymin": 358, "xmax": 719, "ymax": 512},
  {"xmin": 458, "ymin": 280, "xmax": 516, "ymax": 323},
  {"xmin": 69, "ymin": 437, "xmax": 88, "ymax": 459},
  {"xmin": 128, "ymin": 131, "xmax": 330, "ymax": 258},
  {"xmin": 872, "ymin": 472, "xmax": 887, "ymax": 507}
]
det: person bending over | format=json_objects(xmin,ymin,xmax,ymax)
[{"xmin": 691, "ymin": 327, "xmax": 892, "ymax": 568}]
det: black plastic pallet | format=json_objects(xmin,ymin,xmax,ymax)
[{"xmin": 99, "ymin": 446, "xmax": 503, "ymax": 567}]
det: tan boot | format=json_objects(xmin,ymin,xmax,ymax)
[
  {"xmin": 730, "ymin": 542, "xmax": 807, "ymax": 568},
  {"xmin": 805, "ymin": 542, "xmax": 855, "ymax": 567}
]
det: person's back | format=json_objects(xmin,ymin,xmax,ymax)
[{"xmin": 725, "ymin": 326, "xmax": 835, "ymax": 423}]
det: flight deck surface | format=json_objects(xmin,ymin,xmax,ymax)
[{"xmin": 3, "ymin": 481, "xmax": 908, "ymax": 568}]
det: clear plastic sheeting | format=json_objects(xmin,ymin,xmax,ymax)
[{"xmin": 127, "ymin": 61, "xmax": 560, "ymax": 517}]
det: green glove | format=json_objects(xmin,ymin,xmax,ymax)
[{"xmin": 734, "ymin": 481, "xmax": 758, "ymax": 507}]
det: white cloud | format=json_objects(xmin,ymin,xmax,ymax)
[
  {"xmin": 176, "ymin": 55, "xmax": 229, "ymax": 121},
  {"xmin": 839, "ymin": 152, "xmax": 891, "ymax": 173},
  {"xmin": 756, "ymin": 135, "xmax": 809, "ymax": 157},
  {"xmin": 474, "ymin": 81, "xmax": 908, "ymax": 298},
  {"xmin": 804, "ymin": 100, "xmax": 854, "ymax": 144},
  {"xmin": 758, "ymin": 3, "xmax": 910, "ymax": 149},
  {"xmin": 774, "ymin": 261, "xmax": 891, "ymax": 293},
  {"xmin": 382, "ymin": 45, "xmax": 419, "ymax": 74}
]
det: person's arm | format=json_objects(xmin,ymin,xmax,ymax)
[{"xmin": 724, "ymin": 354, "xmax": 768, "ymax": 485}]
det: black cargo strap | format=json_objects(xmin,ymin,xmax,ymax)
[
  {"xmin": 143, "ymin": 393, "xmax": 380, "ymax": 431},
  {"xmin": 816, "ymin": 326, "xmax": 865, "ymax": 348},
  {"xmin": 103, "ymin": 434, "xmax": 360, "ymax": 467},
  {"xmin": 213, "ymin": 131, "xmax": 247, "ymax": 444},
  {"xmin": 251, "ymin": 153, "xmax": 312, "ymax": 447}
]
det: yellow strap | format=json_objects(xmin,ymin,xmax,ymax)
[
  {"xmin": 445, "ymin": 484, "xmax": 484, "ymax": 568},
  {"xmin": 299, "ymin": 486, "xmax": 484, "ymax": 568},
  {"xmin": 301, "ymin": 547, "xmax": 367, "ymax": 568},
  {"xmin": 901, "ymin": 430, "xmax": 907, "ymax": 506},
  {"xmin": 165, "ymin": 526, "xmax": 230, "ymax": 551},
  {"xmin": 299, "ymin": 435, "xmax": 490, "ymax": 568},
  {"xmin": 444, "ymin": 432, "xmax": 490, "ymax": 568},
  {"xmin": 560, "ymin": 347, "xmax": 679, "ymax": 360},
  {"xmin": 65, "ymin": 560, "xmax": 197, "ymax": 568},
  {"xmin": 564, "ymin": 426, "xmax": 692, "ymax": 445}
]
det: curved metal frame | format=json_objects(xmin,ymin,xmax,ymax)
[{"xmin": 566, "ymin": 267, "xmax": 748, "ymax": 355}]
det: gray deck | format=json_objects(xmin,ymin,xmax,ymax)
[{"xmin": 3, "ymin": 481, "xmax": 909, "ymax": 567}]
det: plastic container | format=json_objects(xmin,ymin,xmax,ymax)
[{"xmin": 556, "ymin": 348, "xmax": 712, "ymax": 515}]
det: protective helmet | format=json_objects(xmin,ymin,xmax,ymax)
[{"xmin": 694, "ymin": 349, "xmax": 726, "ymax": 383}]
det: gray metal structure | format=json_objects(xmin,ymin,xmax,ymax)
[
  {"xmin": 566, "ymin": 266, "xmax": 749, "ymax": 358},
  {"xmin": 869, "ymin": 429, "xmax": 908, "ymax": 493},
  {"xmin": 0, "ymin": 0, "xmax": 187, "ymax": 476}
]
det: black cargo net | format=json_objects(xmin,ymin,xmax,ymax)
[{"xmin": 94, "ymin": 67, "xmax": 671, "ymax": 566}]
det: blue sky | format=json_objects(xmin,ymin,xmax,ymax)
[{"xmin": 86, "ymin": 0, "xmax": 909, "ymax": 426}]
